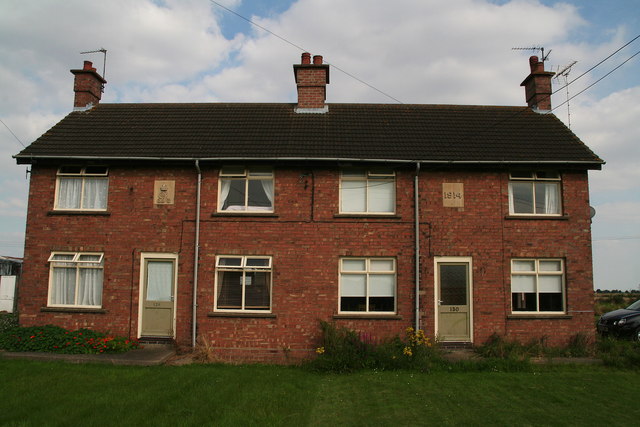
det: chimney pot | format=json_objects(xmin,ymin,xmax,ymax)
[
  {"xmin": 313, "ymin": 55, "xmax": 323, "ymax": 65},
  {"xmin": 83, "ymin": 60, "xmax": 94, "ymax": 71},
  {"xmin": 301, "ymin": 52, "xmax": 311, "ymax": 65}
]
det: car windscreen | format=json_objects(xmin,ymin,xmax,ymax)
[{"xmin": 627, "ymin": 299, "xmax": 640, "ymax": 311}]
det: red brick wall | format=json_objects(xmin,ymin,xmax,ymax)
[{"xmin": 19, "ymin": 163, "xmax": 595, "ymax": 361}]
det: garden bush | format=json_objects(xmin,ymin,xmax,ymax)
[
  {"xmin": 307, "ymin": 321, "xmax": 443, "ymax": 373},
  {"xmin": 0, "ymin": 324, "xmax": 138, "ymax": 354}
]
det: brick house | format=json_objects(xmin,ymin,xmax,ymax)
[{"xmin": 14, "ymin": 53, "xmax": 602, "ymax": 362}]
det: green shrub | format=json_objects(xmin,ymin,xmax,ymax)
[
  {"xmin": 0, "ymin": 312, "xmax": 18, "ymax": 333},
  {"xmin": 307, "ymin": 321, "xmax": 443, "ymax": 373},
  {"xmin": 597, "ymin": 336, "xmax": 640, "ymax": 369},
  {"xmin": 0, "ymin": 324, "xmax": 138, "ymax": 354},
  {"xmin": 476, "ymin": 333, "xmax": 594, "ymax": 360}
]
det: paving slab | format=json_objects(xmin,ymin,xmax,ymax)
[{"xmin": 0, "ymin": 344, "xmax": 175, "ymax": 366}]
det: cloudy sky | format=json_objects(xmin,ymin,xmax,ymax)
[{"xmin": 1, "ymin": 0, "xmax": 638, "ymax": 290}]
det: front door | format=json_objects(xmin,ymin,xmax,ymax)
[
  {"xmin": 436, "ymin": 258, "xmax": 472, "ymax": 342},
  {"xmin": 140, "ymin": 256, "xmax": 176, "ymax": 337}
]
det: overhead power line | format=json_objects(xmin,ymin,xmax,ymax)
[
  {"xmin": 208, "ymin": 0, "xmax": 403, "ymax": 104},
  {"xmin": 0, "ymin": 118, "xmax": 25, "ymax": 148}
]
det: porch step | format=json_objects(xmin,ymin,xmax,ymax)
[
  {"xmin": 439, "ymin": 341, "xmax": 473, "ymax": 350},
  {"xmin": 138, "ymin": 337, "xmax": 175, "ymax": 346}
]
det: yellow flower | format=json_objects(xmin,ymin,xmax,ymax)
[
  {"xmin": 403, "ymin": 346, "xmax": 413, "ymax": 357},
  {"xmin": 316, "ymin": 347, "xmax": 325, "ymax": 354}
]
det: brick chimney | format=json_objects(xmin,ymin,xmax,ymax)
[
  {"xmin": 70, "ymin": 61, "xmax": 107, "ymax": 110},
  {"xmin": 293, "ymin": 52, "xmax": 330, "ymax": 113},
  {"xmin": 520, "ymin": 56, "xmax": 555, "ymax": 112}
]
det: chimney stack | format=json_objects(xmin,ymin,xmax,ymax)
[
  {"xmin": 520, "ymin": 56, "xmax": 555, "ymax": 112},
  {"xmin": 293, "ymin": 53, "xmax": 330, "ymax": 113},
  {"xmin": 70, "ymin": 60, "xmax": 107, "ymax": 110}
]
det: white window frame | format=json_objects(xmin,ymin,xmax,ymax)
[
  {"xmin": 54, "ymin": 166, "xmax": 109, "ymax": 211},
  {"xmin": 47, "ymin": 251, "xmax": 104, "ymax": 308},
  {"xmin": 339, "ymin": 257, "xmax": 397, "ymax": 314},
  {"xmin": 508, "ymin": 171, "xmax": 561, "ymax": 216},
  {"xmin": 510, "ymin": 258, "xmax": 565, "ymax": 314},
  {"xmin": 214, "ymin": 255, "xmax": 273, "ymax": 312},
  {"xmin": 217, "ymin": 166, "xmax": 274, "ymax": 213},
  {"xmin": 339, "ymin": 168, "xmax": 396, "ymax": 214}
]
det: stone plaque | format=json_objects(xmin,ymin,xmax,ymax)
[
  {"xmin": 442, "ymin": 183, "xmax": 464, "ymax": 208},
  {"xmin": 154, "ymin": 180, "xmax": 175, "ymax": 205}
]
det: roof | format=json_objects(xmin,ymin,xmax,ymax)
[{"xmin": 15, "ymin": 103, "xmax": 603, "ymax": 168}]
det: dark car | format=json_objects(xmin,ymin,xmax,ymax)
[{"xmin": 597, "ymin": 299, "xmax": 640, "ymax": 341}]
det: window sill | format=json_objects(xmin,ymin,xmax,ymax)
[
  {"xmin": 207, "ymin": 311, "xmax": 276, "ymax": 318},
  {"xmin": 333, "ymin": 214, "xmax": 401, "ymax": 219},
  {"xmin": 212, "ymin": 212, "xmax": 278, "ymax": 218},
  {"xmin": 41, "ymin": 307, "xmax": 107, "ymax": 314},
  {"xmin": 333, "ymin": 314, "xmax": 403, "ymax": 320},
  {"xmin": 505, "ymin": 214, "xmax": 569, "ymax": 220},
  {"xmin": 507, "ymin": 314, "xmax": 572, "ymax": 320},
  {"xmin": 48, "ymin": 210, "xmax": 111, "ymax": 216}
]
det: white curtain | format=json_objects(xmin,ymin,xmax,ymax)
[
  {"xmin": 219, "ymin": 179, "xmax": 231, "ymax": 209},
  {"xmin": 51, "ymin": 267, "xmax": 76, "ymax": 305},
  {"xmin": 57, "ymin": 178, "xmax": 82, "ymax": 209},
  {"xmin": 544, "ymin": 183, "xmax": 559, "ymax": 214},
  {"xmin": 341, "ymin": 180, "xmax": 366, "ymax": 212},
  {"xmin": 83, "ymin": 178, "xmax": 108, "ymax": 209},
  {"xmin": 146, "ymin": 261, "xmax": 173, "ymax": 301},
  {"xmin": 78, "ymin": 268, "xmax": 103, "ymax": 306},
  {"xmin": 261, "ymin": 179, "xmax": 274, "ymax": 206}
]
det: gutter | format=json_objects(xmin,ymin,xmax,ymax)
[
  {"xmin": 12, "ymin": 154, "xmax": 605, "ymax": 168},
  {"xmin": 414, "ymin": 162, "xmax": 421, "ymax": 331},
  {"xmin": 192, "ymin": 160, "xmax": 202, "ymax": 348}
]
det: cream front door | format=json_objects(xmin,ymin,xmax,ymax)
[
  {"xmin": 436, "ymin": 258, "xmax": 472, "ymax": 342},
  {"xmin": 140, "ymin": 257, "xmax": 176, "ymax": 337}
]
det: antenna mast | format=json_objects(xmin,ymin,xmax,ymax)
[
  {"xmin": 512, "ymin": 46, "xmax": 552, "ymax": 62},
  {"xmin": 555, "ymin": 61, "xmax": 577, "ymax": 128},
  {"xmin": 80, "ymin": 48, "xmax": 107, "ymax": 79}
]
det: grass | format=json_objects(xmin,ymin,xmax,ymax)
[{"xmin": 1, "ymin": 360, "xmax": 639, "ymax": 426}]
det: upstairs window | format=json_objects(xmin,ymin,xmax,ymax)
[
  {"xmin": 55, "ymin": 166, "xmax": 108, "ymax": 211},
  {"xmin": 340, "ymin": 168, "xmax": 395, "ymax": 214},
  {"xmin": 215, "ymin": 256, "xmax": 272, "ymax": 312},
  {"xmin": 511, "ymin": 259, "xmax": 565, "ymax": 313},
  {"xmin": 508, "ymin": 171, "xmax": 561, "ymax": 215},
  {"xmin": 218, "ymin": 166, "xmax": 274, "ymax": 212},
  {"xmin": 47, "ymin": 252, "xmax": 104, "ymax": 308},
  {"xmin": 340, "ymin": 257, "xmax": 396, "ymax": 313}
]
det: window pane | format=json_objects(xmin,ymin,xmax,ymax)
[
  {"xmin": 512, "ymin": 292, "xmax": 537, "ymax": 311},
  {"xmin": 510, "ymin": 171, "xmax": 533, "ymax": 179},
  {"xmin": 539, "ymin": 260, "xmax": 562, "ymax": 272},
  {"xmin": 538, "ymin": 275, "xmax": 562, "ymax": 293},
  {"xmin": 218, "ymin": 257, "xmax": 242, "ymax": 267},
  {"xmin": 146, "ymin": 261, "xmax": 173, "ymax": 302},
  {"xmin": 57, "ymin": 178, "xmax": 82, "ymax": 209},
  {"xmin": 341, "ymin": 180, "xmax": 366, "ymax": 212},
  {"xmin": 50, "ymin": 253, "xmax": 75, "ymax": 261},
  {"xmin": 535, "ymin": 171, "xmax": 559, "ymax": 180},
  {"xmin": 370, "ymin": 259, "xmax": 394, "ymax": 272},
  {"xmin": 77, "ymin": 254, "xmax": 102, "ymax": 263},
  {"xmin": 248, "ymin": 167, "xmax": 272, "ymax": 177},
  {"xmin": 511, "ymin": 182, "xmax": 533, "ymax": 214},
  {"xmin": 342, "ymin": 168, "xmax": 366, "ymax": 178},
  {"xmin": 369, "ymin": 296, "xmax": 394, "ymax": 312},
  {"xmin": 440, "ymin": 264, "xmax": 467, "ymax": 305},
  {"xmin": 539, "ymin": 293, "xmax": 563, "ymax": 311},
  {"xmin": 247, "ymin": 180, "xmax": 272, "ymax": 209},
  {"xmin": 244, "ymin": 272, "xmax": 270, "ymax": 310},
  {"xmin": 369, "ymin": 274, "xmax": 394, "ymax": 297},
  {"xmin": 512, "ymin": 275, "xmax": 535, "ymax": 292},
  {"xmin": 59, "ymin": 166, "xmax": 83, "ymax": 175},
  {"xmin": 368, "ymin": 179, "xmax": 394, "ymax": 212},
  {"xmin": 78, "ymin": 268, "xmax": 103, "ymax": 306},
  {"xmin": 84, "ymin": 166, "xmax": 108, "ymax": 175},
  {"xmin": 222, "ymin": 179, "xmax": 246, "ymax": 210},
  {"xmin": 512, "ymin": 260, "xmax": 535, "ymax": 272},
  {"xmin": 82, "ymin": 178, "xmax": 108, "ymax": 209},
  {"xmin": 341, "ymin": 274, "xmax": 366, "ymax": 297},
  {"xmin": 50, "ymin": 267, "xmax": 76, "ymax": 305},
  {"xmin": 220, "ymin": 166, "xmax": 245, "ymax": 176},
  {"xmin": 342, "ymin": 259, "xmax": 366, "ymax": 271},
  {"xmin": 217, "ymin": 271, "xmax": 242, "ymax": 309},
  {"xmin": 341, "ymin": 297, "xmax": 366, "ymax": 312},
  {"xmin": 246, "ymin": 258, "xmax": 270, "ymax": 267}
]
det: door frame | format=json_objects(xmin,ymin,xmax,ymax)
[
  {"xmin": 433, "ymin": 256, "xmax": 474, "ymax": 343},
  {"xmin": 137, "ymin": 252, "xmax": 178, "ymax": 339}
]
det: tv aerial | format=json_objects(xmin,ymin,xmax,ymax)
[
  {"xmin": 512, "ymin": 46, "xmax": 551, "ymax": 63},
  {"xmin": 555, "ymin": 61, "xmax": 578, "ymax": 128},
  {"xmin": 80, "ymin": 48, "xmax": 107, "ymax": 79}
]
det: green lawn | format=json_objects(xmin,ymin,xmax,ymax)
[{"xmin": 0, "ymin": 360, "xmax": 637, "ymax": 426}]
